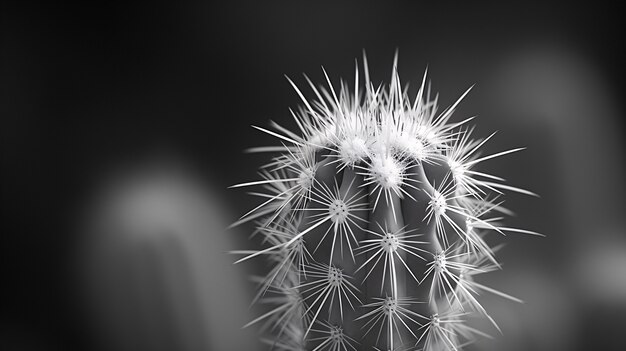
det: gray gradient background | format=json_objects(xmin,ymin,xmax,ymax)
[{"xmin": 2, "ymin": 1, "xmax": 625, "ymax": 350}]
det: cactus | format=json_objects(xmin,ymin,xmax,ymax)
[{"xmin": 231, "ymin": 54, "xmax": 541, "ymax": 351}]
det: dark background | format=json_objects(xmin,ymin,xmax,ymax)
[{"xmin": 2, "ymin": 1, "xmax": 625, "ymax": 350}]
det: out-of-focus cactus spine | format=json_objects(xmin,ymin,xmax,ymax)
[{"xmin": 232, "ymin": 54, "xmax": 541, "ymax": 351}]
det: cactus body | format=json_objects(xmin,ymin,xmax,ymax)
[{"xmin": 232, "ymin": 54, "xmax": 540, "ymax": 350}]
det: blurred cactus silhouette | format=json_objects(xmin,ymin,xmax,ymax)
[
  {"xmin": 232, "ymin": 54, "xmax": 541, "ymax": 350},
  {"xmin": 80, "ymin": 161, "xmax": 258, "ymax": 351}
]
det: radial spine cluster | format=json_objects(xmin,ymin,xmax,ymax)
[{"xmin": 232, "ymin": 54, "xmax": 541, "ymax": 351}]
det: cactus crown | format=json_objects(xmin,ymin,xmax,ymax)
[{"xmin": 232, "ymin": 54, "xmax": 541, "ymax": 351}]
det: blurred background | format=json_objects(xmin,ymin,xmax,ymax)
[{"xmin": 2, "ymin": 1, "xmax": 624, "ymax": 350}]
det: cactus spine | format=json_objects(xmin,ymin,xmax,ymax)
[{"xmin": 232, "ymin": 54, "xmax": 540, "ymax": 350}]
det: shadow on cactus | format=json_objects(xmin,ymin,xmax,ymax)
[{"xmin": 231, "ymin": 53, "xmax": 542, "ymax": 351}]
